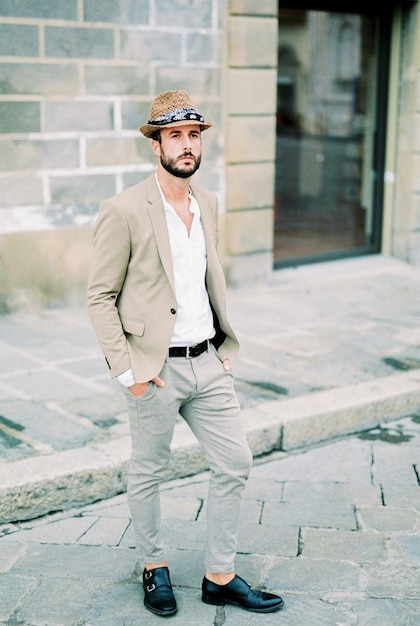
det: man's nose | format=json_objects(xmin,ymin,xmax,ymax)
[{"xmin": 183, "ymin": 134, "xmax": 192, "ymax": 149}]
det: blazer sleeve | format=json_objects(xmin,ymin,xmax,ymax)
[{"xmin": 86, "ymin": 200, "xmax": 132, "ymax": 378}]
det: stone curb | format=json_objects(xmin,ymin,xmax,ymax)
[{"xmin": 1, "ymin": 370, "xmax": 420, "ymax": 524}]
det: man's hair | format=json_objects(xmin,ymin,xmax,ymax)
[{"xmin": 151, "ymin": 130, "xmax": 161, "ymax": 142}]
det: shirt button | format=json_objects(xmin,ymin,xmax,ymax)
[{"xmin": 170, "ymin": 308, "xmax": 176, "ymax": 314}]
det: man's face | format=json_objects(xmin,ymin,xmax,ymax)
[{"xmin": 153, "ymin": 125, "xmax": 202, "ymax": 178}]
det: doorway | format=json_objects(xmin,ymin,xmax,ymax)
[{"xmin": 274, "ymin": 3, "xmax": 391, "ymax": 266}]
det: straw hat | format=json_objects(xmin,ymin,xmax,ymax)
[{"xmin": 139, "ymin": 90, "xmax": 213, "ymax": 138}]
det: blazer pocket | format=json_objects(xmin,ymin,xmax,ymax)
[{"xmin": 120, "ymin": 315, "xmax": 145, "ymax": 337}]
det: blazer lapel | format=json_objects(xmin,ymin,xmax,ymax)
[{"xmin": 146, "ymin": 176, "xmax": 176, "ymax": 292}]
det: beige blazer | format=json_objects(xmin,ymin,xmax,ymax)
[{"xmin": 86, "ymin": 174, "xmax": 239, "ymax": 383}]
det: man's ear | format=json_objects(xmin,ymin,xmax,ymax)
[{"xmin": 151, "ymin": 140, "xmax": 161, "ymax": 157}]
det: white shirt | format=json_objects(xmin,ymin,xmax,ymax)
[{"xmin": 117, "ymin": 178, "xmax": 215, "ymax": 387}]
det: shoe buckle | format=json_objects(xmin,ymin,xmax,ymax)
[
  {"xmin": 146, "ymin": 583, "xmax": 156, "ymax": 592},
  {"xmin": 144, "ymin": 570, "xmax": 153, "ymax": 580}
]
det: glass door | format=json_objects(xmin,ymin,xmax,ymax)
[{"xmin": 274, "ymin": 3, "xmax": 391, "ymax": 266}]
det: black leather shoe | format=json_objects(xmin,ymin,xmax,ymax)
[
  {"xmin": 143, "ymin": 567, "xmax": 177, "ymax": 617},
  {"xmin": 202, "ymin": 574, "xmax": 284, "ymax": 613}
]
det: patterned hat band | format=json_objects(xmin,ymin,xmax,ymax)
[
  {"xmin": 149, "ymin": 107, "xmax": 205, "ymax": 126},
  {"xmin": 139, "ymin": 90, "xmax": 213, "ymax": 137}
]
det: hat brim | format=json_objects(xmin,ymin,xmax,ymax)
[{"xmin": 139, "ymin": 119, "xmax": 213, "ymax": 138}]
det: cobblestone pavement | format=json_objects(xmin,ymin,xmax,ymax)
[
  {"xmin": 1, "ymin": 416, "xmax": 419, "ymax": 625},
  {"xmin": 0, "ymin": 254, "xmax": 420, "ymax": 624}
]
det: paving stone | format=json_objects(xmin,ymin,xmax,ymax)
[
  {"xmin": 372, "ymin": 441, "xmax": 420, "ymax": 485},
  {"xmin": 10, "ymin": 544, "xmax": 136, "ymax": 580},
  {"xmin": 395, "ymin": 535, "xmax": 420, "ymax": 566},
  {"xmin": 85, "ymin": 583, "xmax": 216, "ymax": 626},
  {"xmin": 236, "ymin": 522, "xmax": 298, "ymax": 557},
  {"xmin": 251, "ymin": 438, "xmax": 373, "ymax": 483},
  {"xmin": 161, "ymin": 494, "xmax": 202, "ymax": 521},
  {"xmin": 0, "ymin": 516, "xmax": 95, "ymax": 544},
  {"xmin": 243, "ymin": 476, "xmax": 284, "ymax": 500},
  {"xmin": 267, "ymin": 557, "xmax": 360, "ymax": 593},
  {"xmin": 0, "ymin": 399, "xmax": 95, "ymax": 450},
  {"xmin": 302, "ymin": 528, "xmax": 387, "ymax": 562},
  {"xmin": 17, "ymin": 576, "xmax": 104, "ymax": 625},
  {"xmin": 81, "ymin": 493, "xmax": 130, "ymax": 517},
  {"xmin": 77, "ymin": 516, "xmax": 131, "ymax": 546},
  {"xmin": 222, "ymin": 593, "xmax": 349, "ymax": 626},
  {"xmin": 358, "ymin": 506, "xmax": 418, "ymax": 532},
  {"xmin": 262, "ymin": 483, "xmax": 358, "ymax": 529},
  {"xmin": 163, "ymin": 519, "xmax": 206, "ymax": 551},
  {"xmin": 0, "ymin": 542, "xmax": 26, "ymax": 571},
  {"xmin": 0, "ymin": 574, "xmax": 37, "ymax": 623},
  {"xmin": 351, "ymin": 598, "xmax": 420, "ymax": 625},
  {"xmin": 363, "ymin": 562, "xmax": 420, "ymax": 598},
  {"xmin": 380, "ymin": 484, "xmax": 420, "ymax": 509}
]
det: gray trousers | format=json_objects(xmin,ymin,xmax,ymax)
[{"xmin": 124, "ymin": 344, "xmax": 253, "ymax": 573}]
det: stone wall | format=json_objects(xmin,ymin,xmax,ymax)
[
  {"xmin": 392, "ymin": 1, "xmax": 420, "ymax": 266},
  {"xmin": 0, "ymin": 0, "xmax": 225, "ymax": 311},
  {"xmin": 224, "ymin": 0, "xmax": 278, "ymax": 284}
]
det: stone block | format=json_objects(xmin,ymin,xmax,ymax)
[
  {"xmin": 0, "ymin": 175, "xmax": 43, "ymax": 207},
  {"xmin": 0, "ymin": 226, "xmax": 94, "ymax": 311},
  {"xmin": 227, "ymin": 68, "xmax": 277, "ymax": 114},
  {"xmin": 0, "ymin": 102, "xmax": 40, "ymax": 134},
  {"xmin": 302, "ymin": 528, "xmax": 387, "ymax": 562},
  {"xmin": 0, "ymin": 62, "xmax": 80, "ymax": 96},
  {"xmin": 268, "ymin": 557, "xmax": 360, "ymax": 593},
  {"xmin": 226, "ymin": 115, "xmax": 276, "ymax": 163},
  {"xmin": 50, "ymin": 174, "xmax": 116, "ymax": 204},
  {"xmin": 230, "ymin": 0, "xmax": 278, "ymax": 16},
  {"xmin": 261, "ymin": 371, "xmax": 420, "ymax": 451},
  {"xmin": 122, "ymin": 170, "xmax": 154, "ymax": 188},
  {"xmin": 0, "ymin": 0, "xmax": 77, "ymax": 19},
  {"xmin": 0, "ymin": 139, "xmax": 79, "ymax": 171},
  {"xmin": 0, "ymin": 398, "xmax": 94, "ymax": 450},
  {"xmin": 263, "ymin": 482, "xmax": 357, "ymax": 529},
  {"xmin": 228, "ymin": 16, "xmax": 278, "ymax": 67},
  {"xmin": 358, "ymin": 506, "xmax": 417, "ymax": 532},
  {"xmin": 45, "ymin": 26, "xmax": 114, "ymax": 59},
  {"xmin": 227, "ymin": 162, "xmax": 275, "ymax": 209},
  {"xmin": 156, "ymin": 67, "xmax": 220, "ymax": 96},
  {"xmin": 156, "ymin": 0, "xmax": 213, "ymax": 28},
  {"xmin": 237, "ymin": 522, "xmax": 298, "ymax": 556},
  {"xmin": 44, "ymin": 101, "xmax": 113, "ymax": 132},
  {"xmin": 225, "ymin": 208, "xmax": 273, "ymax": 254},
  {"xmin": 121, "ymin": 101, "xmax": 151, "ymax": 130},
  {"xmin": 0, "ymin": 24, "xmax": 39, "ymax": 56},
  {"xmin": 225, "ymin": 251, "xmax": 273, "ymax": 286},
  {"xmin": 86, "ymin": 137, "xmax": 150, "ymax": 167},
  {"xmin": 186, "ymin": 32, "xmax": 220, "ymax": 64},
  {"xmin": 84, "ymin": 0, "xmax": 149, "ymax": 25},
  {"xmin": 121, "ymin": 30, "xmax": 181, "ymax": 64},
  {"xmin": 363, "ymin": 561, "xmax": 420, "ymax": 599},
  {"xmin": 0, "ymin": 574, "xmax": 37, "ymax": 623},
  {"xmin": 85, "ymin": 64, "xmax": 148, "ymax": 95}
]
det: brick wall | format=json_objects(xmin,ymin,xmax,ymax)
[{"xmin": 0, "ymin": 0, "xmax": 225, "ymax": 310}]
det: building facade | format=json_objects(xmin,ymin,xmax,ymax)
[{"xmin": 0, "ymin": 0, "xmax": 418, "ymax": 310}]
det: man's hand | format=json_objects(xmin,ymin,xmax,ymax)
[{"xmin": 128, "ymin": 376, "xmax": 165, "ymax": 398}]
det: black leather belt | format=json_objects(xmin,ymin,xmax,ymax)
[{"xmin": 169, "ymin": 339, "xmax": 210, "ymax": 358}]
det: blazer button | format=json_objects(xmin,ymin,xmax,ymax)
[{"xmin": 170, "ymin": 308, "xmax": 176, "ymax": 314}]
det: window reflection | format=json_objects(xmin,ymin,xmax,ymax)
[{"xmin": 275, "ymin": 9, "xmax": 377, "ymax": 262}]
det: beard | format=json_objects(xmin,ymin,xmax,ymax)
[{"xmin": 160, "ymin": 149, "xmax": 202, "ymax": 178}]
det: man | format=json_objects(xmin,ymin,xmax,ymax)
[{"xmin": 86, "ymin": 90, "xmax": 284, "ymax": 617}]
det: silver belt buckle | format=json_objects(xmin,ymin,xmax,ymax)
[{"xmin": 186, "ymin": 345, "xmax": 191, "ymax": 358}]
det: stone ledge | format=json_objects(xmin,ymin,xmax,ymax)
[{"xmin": 1, "ymin": 370, "xmax": 419, "ymax": 524}]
